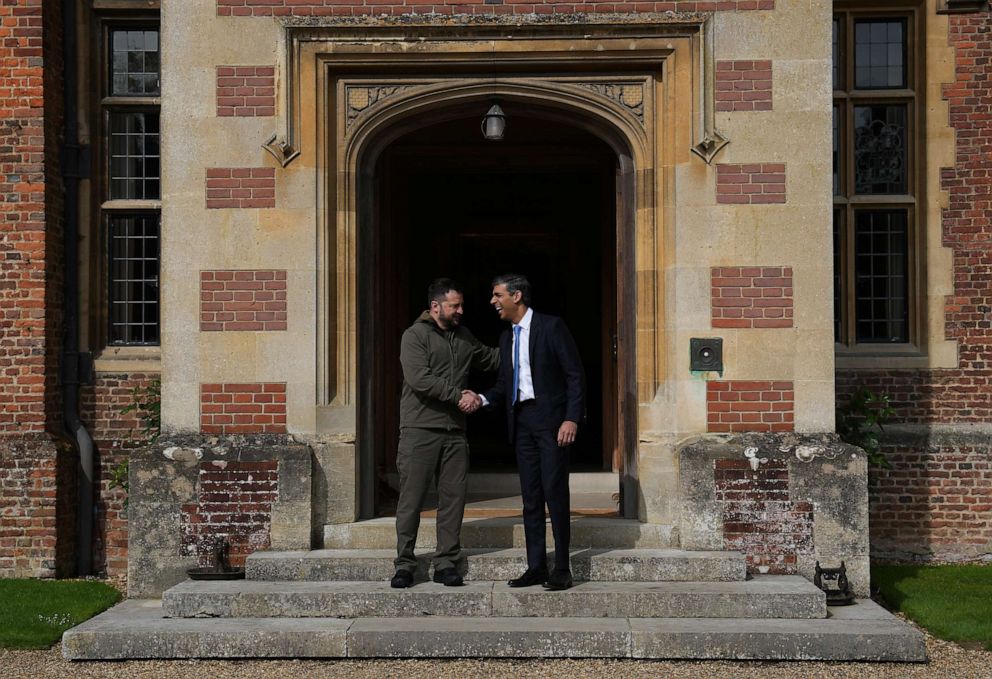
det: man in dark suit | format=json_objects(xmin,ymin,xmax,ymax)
[{"xmin": 475, "ymin": 273, "xmax": 585, "ymax": 590}]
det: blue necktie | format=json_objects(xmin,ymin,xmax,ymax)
[{"xmin": 512, "ymin": 324, "xmax": 522, "ymax": 405}]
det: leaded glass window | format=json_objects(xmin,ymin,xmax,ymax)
[
  {"xmin": 103, "ymin": 24, "xmax": 161, "ymax": 346},
  {"xmin": 833, "ymin": 106, "xmax": 841, "ymax": 196},
  {"xmin": 833, "ymin": 19, "xmax": 843, "ymax": 90},
  {"xmin": 111, "ymin": 29, "xmax": 160, "ymax": 96},
  {"xmin": 108, "ymin": 214, "xmax": 160, "ymax": 345},
  {"xmin": 109, "ymin": 111, "xmax": 160, "ymax": 199},
  {"xmin": 854, "ymin": 211, "xmax": 909, "ymax": 343},
  {"xmin": 854, "ymin": 20, "xmax": 906, "ymax": 89},
  {"xmin": 854, "ymin": 104, "xmax": 907, "ymax": 194},
  {"xmin": 833, "ymin": 6, "xmax": 919, "ymax": 350}
]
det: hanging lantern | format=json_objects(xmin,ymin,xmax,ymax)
[{"xmin": 481, "ymin": 103, "xmax": 506, "ymax": 141}]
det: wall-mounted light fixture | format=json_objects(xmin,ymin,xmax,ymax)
[{"xmin": 481, "ymin": 103, "xmax": 506, "ymax": 141}]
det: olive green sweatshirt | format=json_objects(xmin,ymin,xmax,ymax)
[{"xmin": 399, "ymin": 311, "xmax": 500, "ymax": 431}]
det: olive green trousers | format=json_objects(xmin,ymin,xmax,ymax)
[{"xmin": 393, "ymin": 427, "xmax": 469, "ymax": 573}]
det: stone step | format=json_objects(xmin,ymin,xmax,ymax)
[
  {"xmin": 323, "ymin": 517, "xmax": 674, "ymax": 550},
  {"xmin": 246, "ymin": 548, "xmax": 746, "ymax": 583},
  {"xmin": 63, "ymin": 598, "xmax": 927, "ymax": 661},
  {"xmin": 387, "ymin": 471, "xmax": 620, "ymax": 495},
  {"xmin": 162, "ymin": 575, "xmax": 825, "ymax": 620}
]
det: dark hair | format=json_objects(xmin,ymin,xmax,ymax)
[
  {"xmin": 427, "ymin": 278, "xmax": 462, "ymax": 306},
  {"xmin": 492, "ymin": 273, "xmax": 531, "ymax": 306}
]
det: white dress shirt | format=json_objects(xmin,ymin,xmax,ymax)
[
  {"xmin": 513, "ymin": 307, "xmax": 535, "ymax": 403},
  {"xmin": 480, "ymin": 307, "xmax": 535, "ymax": 408}
]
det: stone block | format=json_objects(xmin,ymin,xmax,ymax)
[
  {"xmin": 128, "ymin": 436, "xmax": 312, "ymax": 597},
  {"xmin": 630, "ymin": 600, "xmax": 926, "ymax": 661},
  {"xmin": 62, "ymin": 600, "xmax": 350, "ymax": 660},
  {"xmin": 311, "ymin": 442, "xmax": 357, "ymax": 532},
  {"xmin": 678, "ymin": 434, "xmax": 869, "ymax": 596},
  {"xmin": 490, "ymin": 576, "xmax": 825, "ymax": 619},
  {"xmin": 346, "ymin": 617, "xmax": 631, "ymax": 658},
  {"xmin": 162, "ymin": 580, "xmax": 494, "ymax": 618},
  {"xmin": 586, "ymin": 549, "xmax": 746, "ymax": 582},
  {"xmin": 322, "ymin": 518, "xmax": 675, "ymax": 550},
  {"xmin": 512, "ymin": 518, "xmax": 675, "ymax": 550},
  {"xmin": 245, "ymin": 548, "xmax": 746, "ymax": 583}
]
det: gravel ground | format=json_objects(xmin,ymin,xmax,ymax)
[{"xmin": 3, "ymin": 627, "xmax": 991, "ymax": 679}]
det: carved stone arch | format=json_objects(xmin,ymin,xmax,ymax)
[{"xmin": 345, "ymin": 80, "xmax": 649, "ymax": 175}]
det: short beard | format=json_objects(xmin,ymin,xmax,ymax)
[{"xmin": 437, "ymin": 312, "xmax": 460, "ymax": 329}]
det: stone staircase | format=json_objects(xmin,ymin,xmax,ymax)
[{"xmin": 63, "ymin": 519, "xmax": 927, "ymax": 662}]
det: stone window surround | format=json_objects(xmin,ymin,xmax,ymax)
[
  {"xmin": 80, "ymin": 5, "xmax": 164, "ymax": 369},
  {"xmin": 100, "ymin": 23, "xmax": 162, "ymax": 348},
  {"xmin": 832, "ymin": 1, "xmax": 958, "ymax": 371}
]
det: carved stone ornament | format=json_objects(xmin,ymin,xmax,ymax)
[
  {"xmin": 346, "ymin": 85, "xmax": 415, "ymax": 127},
  {"xmin": 262, "ymin": 134, "xmax": 300, "ymax": 168},
  {"xmin": 692, "ymin": 130, "xmax": 730, "ymax": 164},
  {"xmin": 576, "ymin": 83, "xmax": 645, "ymax": 124}
]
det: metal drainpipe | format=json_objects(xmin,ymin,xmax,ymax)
[{"xmin": 60, "ymin": 0, "xmax": 95, "ymax": 576}]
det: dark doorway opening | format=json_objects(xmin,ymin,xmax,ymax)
[{"xmin": 365, "ymin": 109, "xmax": 621, "ymax": 514}]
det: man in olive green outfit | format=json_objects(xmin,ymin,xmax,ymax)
[{"xmin": 391, "ymin": 278, "xmax": 499, "ymax": 588}]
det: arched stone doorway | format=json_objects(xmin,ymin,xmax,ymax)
[
  {"xmin": 357, "ymin": 103, "xmax": 630, "ymax": 517},
  {"xmin": 296, "ymin": 23, "xmax": 707, "ymax": 526}
]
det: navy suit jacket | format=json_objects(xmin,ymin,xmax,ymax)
[{"xmin": 484, "ymin": 310, "xmax": 586, "ymax": 441}]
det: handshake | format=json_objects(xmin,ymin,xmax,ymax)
[{"xmin": 458, "ymin": 389, "xmax": 483, "ymax": 414}]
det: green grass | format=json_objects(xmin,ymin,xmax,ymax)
[
  {"xmin": 0, "ymin": 579, "xmax": 121, "ymax": 649},
  {"xmin": 873, "ymin": 564, "xmax": 992, "ymax": 650}
]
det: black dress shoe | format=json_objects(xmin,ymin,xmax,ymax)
[
  {"xmin": 432, "ymin": 567, "xmax": 464, "ymax": 587},
  {"xmin": 543, "ymin": 569, "xmax": 573, "ymax": 591},
  {"xmin": 507, "ymin": 568, "xmax": 547, "ymax": 588},
  {"xmin": 390, "ymin": 569, "xmax": 414, "ymax": 589}
]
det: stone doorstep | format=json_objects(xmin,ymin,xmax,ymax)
[
  {"xmin": 246, "ymin": 548, "xmax": 747, "ymax": 583},
  {"xmin": 385, "ymin": 471, "xmax": 621, "ymax": 495},
  {"xmin": 160, "ymin": 576, "xmax": 826, "ymax": 620},
  {"xmin": 61, "ymin": 599, "xmax": 927, "ymax": 662},
  {"xmin": 323, "ymin": 517, "xmax": 675, "ymax": 550}
]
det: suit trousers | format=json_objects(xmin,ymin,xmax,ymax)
[
  {"xmin": 394, "ymin": 427, "xmax": 469, "ymax": 573},
  {"xmin": 514, "ymin": 401, "xmax": 571, "ymax": 572}
]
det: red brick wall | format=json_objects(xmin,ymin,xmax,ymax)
[
  {"xmin": 205, "ymin": 167, "xmax": 275, "ymax": 209},
  {"xmin": 0, "ymin": 0, "xmax": 73, "ymax": 579},
  {"xmin": 216, "ymin": 0, "xmax": 775, "ymax": 17},
  {"xmin": 180, "ymin": 460, "xmax": 279, "ymax": 568},
  {"xmin": 715, "ymin": 459, "xmax": 813, "ymax": 574},
  {"xmin": 216, "ymin": 66, "xmax": 275, "ymax": 117},
  {"xmin": 716, "ymin": 163, "xmax": 786, "ymax": 204},
  {"xmin": 870, "ymin": 443, "xmax": 991, "ymax": 562},
  {"xmin": 715, "ymin": 59, "xmax": 773, "ymax": 112},
  {"xmin": 0, "ymin": 438, "xmax": 75, "ymax": 578},
  {"xmin": 707, "ymin": 380, "xmax": 794, "ymax": 433},
  {"xmin": 711, "ymin": 266, "xmax": 793, "ymax": 329},
  {"xmin": 200, "ymin": 270, "xmax": 288, "ymax": 331},
  {"xmin": 836, "ymin": 371, "xmax": 992, "ymax": 424},
  {"xmin": 80, "ymin": 373, "xmax": 160, "ymax": 582},
  {"xmin": 0, "ymin": 0, "xmax": 61, "ymax": 436},
  {"xmin": 200, "ymin": 383, "xmax": 288, "ymax": 435}
]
